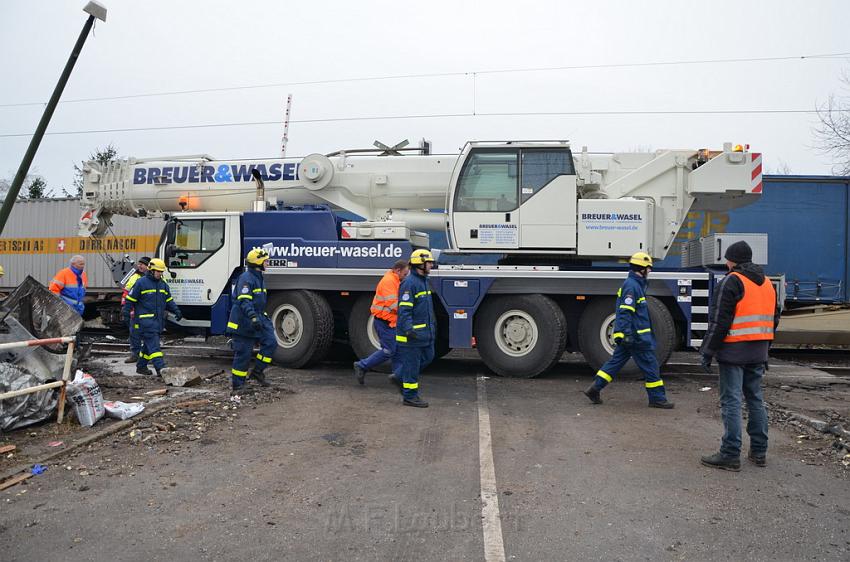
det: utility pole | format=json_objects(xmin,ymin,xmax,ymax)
[{"xmin": 0, "ymin": 2, "xmax": 107, "ymax": 236}]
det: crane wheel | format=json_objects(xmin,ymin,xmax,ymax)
[
  {"xmin": 348, "ymin": 294, "xmax": 392, "ymax": 373},
  {"xmin": 267, "ymin": 290, "xmax": 334, "ymax": 368},
  {"xmin": 474, "ymin": 294, "xmax": 566, "ymax": 378},
  {"xmin": 577, "ymin": 296, "xmax": 676, "ymax": 375}
]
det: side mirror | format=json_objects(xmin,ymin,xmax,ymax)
[
  {"xmin": 165, "ymin": 243, "xmax": 177, "ymax": 258},
  {"xmin": 165, "ymin": 219, "xmax": 177, "ymax": 245}
]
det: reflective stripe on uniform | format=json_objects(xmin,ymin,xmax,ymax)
[
  {"xmin": 252, "ymin": 288, "xmax": 266, "ymax": 293},
  {"xmin": 399, "ymin": 302, "xmax": 414, "ymax": 307},
  {"xmin": 619, "ymin": 305, "xmax": 636, "ymax": 312},
  {"xmin": 414, "ymin": 291, "xmax": 432, "ymax": 298},
  {"xmin": 403, "ymin": 382, "xmax": 419, "ymax": 389},
  {"xmin": 51, "ymin": 279, "xmax": 66, "ymax": 288},
  {"xmin": 125, "ymin": 295, "xmax": 138, "ymax": 302},
  {"xmin": 645, "ymin": 380, "xmax": 664, "ymax": 388},
  {"xmin": 596, "ymin": 370, "xmax": 613, "ymax": 382},
  {"xmin": 148, "ymin": 351, "xmax": 163, "ymax": 360},
  {"xmin": 371, "ymin": 304, "xmax": 398, "ymax": 312},
  {"xmin": 395, "ymin": 335, "xmax": 408, "ymax": 342},
  {"xmin": 637, "ymin": 297, "xmax": 646, "ymax": 303},
  {"xmin": 256, "ymin": 354, "xmax": 272, "ymax": 363},
  {"xmin": 133, "ymin": 324, "xmax": 139, "ymax": 329},
  {"xmin": 227, "ymin": 321, "xmax": 239, "ymax": 330},
  {"xmin": 727, "ymin": 326, "xmax": 774, "ymax": 337},
  {"xmin": 237, "ymin": 294, "xmax": 253, "ymax": 300},
  {"xmin": 166, "ymin": 297, "xmax": 173, "ymax": 302},
  {"xmin": 730, "ymin": 314, "xmax": 774, "ymax": 324},
  {"xmin": 637, "ymin": 328, "xmax": 651, "ymax": 334},
  {"xmin": 612, "ymin": 332, "xmax": 624, "ymax": 339},
  {"xmin": 138, "ymin": 313, "xmax": 155, "ymax": 318},
  {"xmin": 413, "ymin": 324, "xmax": 426, "ymax": 329},
  {"xmin": 141, "ymin": 289, "xmax": 156, "ymax": 294},
  {"xmin": 232, "ymin": 368, "xmax": 248, "ymax": 377}
]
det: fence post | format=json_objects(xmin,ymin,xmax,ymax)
[{"xmin": 56, "ymin": 340, "xmax": 75, "ymax": 424}]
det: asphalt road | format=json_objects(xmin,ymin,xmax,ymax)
[{"xmin": 1, "ymin": 356, "xmax": 849, "ymax": 561}]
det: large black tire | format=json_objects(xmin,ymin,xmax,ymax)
[
  {"xmin": 268, "ymin": 290, "xmax": 334, "ymax": 368},
  {"xmin": 577, "ymin": 296, "xmax": 676, "ymax": 375},
  {"xmin": 474, "ymin": 294, "xmax": 567, "ymax": 378},
  {"xmin": 348, "ymin": 294, "xmax": 392, "ymax": 373}
]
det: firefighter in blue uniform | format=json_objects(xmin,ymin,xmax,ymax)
[
  {"xmin": 122, "ymin": 258, "xmax": 182, "ymax": 376},
  {"xmin": 583, "ymin": 252, "xmax": 675, "ymax": 409},
  {"xmin": 394, "ymin": 249, "xmax": 437, "ymax": 408},
  {"xmin": 226, "ymin": 248, "xmax": 277, "ymax": 393}
]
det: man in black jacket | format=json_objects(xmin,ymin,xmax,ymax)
[{"xmin": 700, "ymin": 241, "xmax": 780, "ymax": 471}]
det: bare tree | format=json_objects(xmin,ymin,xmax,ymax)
[{"xmin": 815, "ymin": 71, "xmax": 850, "ymax": 175}]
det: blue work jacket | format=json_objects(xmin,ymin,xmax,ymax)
[
  {"xmin": 613, "ymin": 271, "xmax": 655, "ymax": 350},
  {"xmin": 122, "ymin": 272, "xmax": 180, "ymax": 333},
  {"xmin": 226, "ymin": 268, "xmax": 269, "ymax": 338},
  {"xmin": 395, "ymin": 269, "xmax": 436, "ymax": 348}
]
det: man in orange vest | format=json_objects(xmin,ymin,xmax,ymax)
[
  {"xmin": 49, "ymin": 255, "xmax": 88, "ymax": 316},
  {"xmin": 700, "ymin": 241, "xmax": 780, "ymax": 471},
  {"xmin": 353, "ymin": 259, "xmax": 410, "ymax": 385}
]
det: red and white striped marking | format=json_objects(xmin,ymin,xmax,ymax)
[
  {"xmin": 340, "ymin": 226, "xmax": 353, "ymax": 239},
  {"xmin": 751, "ymin": 152, "xmax": 763, "ymax": 193}
]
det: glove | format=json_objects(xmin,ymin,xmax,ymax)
[
  {"xmin": 701, "ymin": 354, "xmax": 713, "ymax": 373},
  {"xmin": 612, "ymin": 334, "xmax": 632, "ymax": 346},
  {"xmin": 174, "ymin": 310, "xmax": 183, "ymax": 322},
  {"xmin": 251, "ymin": 317, "xmax": 262, "ymax": 332}
]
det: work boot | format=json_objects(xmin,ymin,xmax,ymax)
[
  {"xmin": 136, "ymin": 366, "xmax": 152, "ymax": 376},
  {"xmin": 388, "ymin": 374, "xmax": 403, "ymax": 395},
  {"xmin": 747, "ymin": 451, "xmax": 767, "ymax": 467},
  {"xmin": 648, "ymin": 400, "xmax": 675, "ymax": 409},
  {"xmin": 403, "ymin": 396, "xmax": 429, "ymax": 408},
  {"xmin": 700, "ymin": 452, "xmax": 741, "ymax": 472},
  {"xmin": 583, "ymin": 385, "xmax": 602, "ymax": 405},
  {"xmin": 249, "ymin": 370, "xmax": 271, "ymax": 387},
  {"xmin": 125, "ymin": 353, "xmax": 137, "ymax": 364},
  {"xmin": 353, "ymin": 362, "xmax": 366, "ymax": 385}
]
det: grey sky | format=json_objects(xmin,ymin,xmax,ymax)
[{"xmin": 1, "ymin": 0, "xmax": 849, "ymax": 193}]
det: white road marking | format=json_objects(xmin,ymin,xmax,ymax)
[{"xmin": 476, "ymin": 375, "xmax": 506, "ymax": 562}]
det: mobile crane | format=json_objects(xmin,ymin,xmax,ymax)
[{"xmin": 80, "ymin": 140, "xmax": 763, "ymax": 377}]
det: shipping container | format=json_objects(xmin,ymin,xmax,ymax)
[
  {"xmin": 0, "ymin": 198, "xmax": 166, "ymax": 320},
  {"xmin": 659, "ymin": 175, "xmax": 850, "ymax": 305}
]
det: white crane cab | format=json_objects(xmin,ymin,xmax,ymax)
[{"xmin": 448, "ymin": 141, "xmax": 579, "ymax": 252}]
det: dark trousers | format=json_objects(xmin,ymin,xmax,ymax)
[
  {"xmin": 592, "ymin": 345, "xmax": 667, "ymax": 402},
  {"xmin": 356, "ymin": 318, "xmax": 401, "ymax": 375},
  {"xmin": 397, "ymin": 345, "xmax": 434, "ymax": 400},
  {"xmin": 136, "ymin": 330, "xmax": 164, "ymax": 371},
  {"xmin": 718, "ymin": 362, "xmax": 768, "ymax": 458},
  {"xmin": 230, "ymin": 319, "xmax": 277, "ymax": 388}
]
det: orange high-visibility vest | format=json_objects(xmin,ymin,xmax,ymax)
[
  {"xmin": 370, "ymin": 270, "xmax": 401, "ymax": 328},
  {"xmin": 723, "ymin": 272, "xmax": 776, "ymax": 343}
]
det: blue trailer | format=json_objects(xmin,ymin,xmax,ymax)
[{"xmin": 659, "ymin": 175, "xmax": 850, "ymax": 306}]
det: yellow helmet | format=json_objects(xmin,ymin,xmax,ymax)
[
  {"xmin": 409, "ymin": 249, "xmax": 435, "ymax": 265},
  {"xmin": 0, "ymin": 264, "xmax": 5, "ymax": 276},
  {"xmin": 246, "ymin": 248, "xmax": 270, "ymax": 266},
  {"xmin": 148, "ymin": 258, "xmax": 167, "ymax": 272},
  {"xmin": 629, "ymin": 252, "xmax": 653, "ymax": 268}
]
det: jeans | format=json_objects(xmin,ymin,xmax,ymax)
[
  {"xmin": 356, "ymin": 318, "xmax": 401, "ymax": 375},
  {"xmin": 718, "ymin": 362, "xmax": 768, "ymax": 458}
]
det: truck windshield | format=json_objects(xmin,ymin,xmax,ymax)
[{"xmin": 169, "ymin": 218, "xmax": 225, "ymax": 269}]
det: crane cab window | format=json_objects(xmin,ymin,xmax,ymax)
[
  {"xmin": 168, "ymin": 218, "xmax": 225, "ymax": 269},
  {"xmin": 520, "ymin": 149, "xmax": 575, "ymax": 202},
  {"xmin": 455, "ymin": 150, "xmax": 519, "ymax": 212}
]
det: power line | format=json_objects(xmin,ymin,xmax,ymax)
[
  {"xmin": 1, "ymin": 51, "xmax": 847, "ymax": 109},
  {"xmin": 0, "ymin": 108, "xmax": 845, "ymax": 139}
]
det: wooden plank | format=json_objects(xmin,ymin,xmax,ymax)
[
  {"xmin": 0, "ymin": 445, "xmax": 16, "ymax": 454},
  {"xmin": 0, "ymin": 472, "xmax": 32, "ymax": 491}
]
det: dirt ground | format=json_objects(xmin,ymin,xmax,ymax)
[{"xmin": 1, "ymin": 348, "xmax": 849, "ymax": 561}]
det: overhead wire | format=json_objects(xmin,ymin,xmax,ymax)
[
  {"xmin": 0, "ymin": 51, "xmax": 848, "ymax": 108},
  {"xmin": 0, "ymin": 108, "xmax": 847, "ymax": 139}
]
